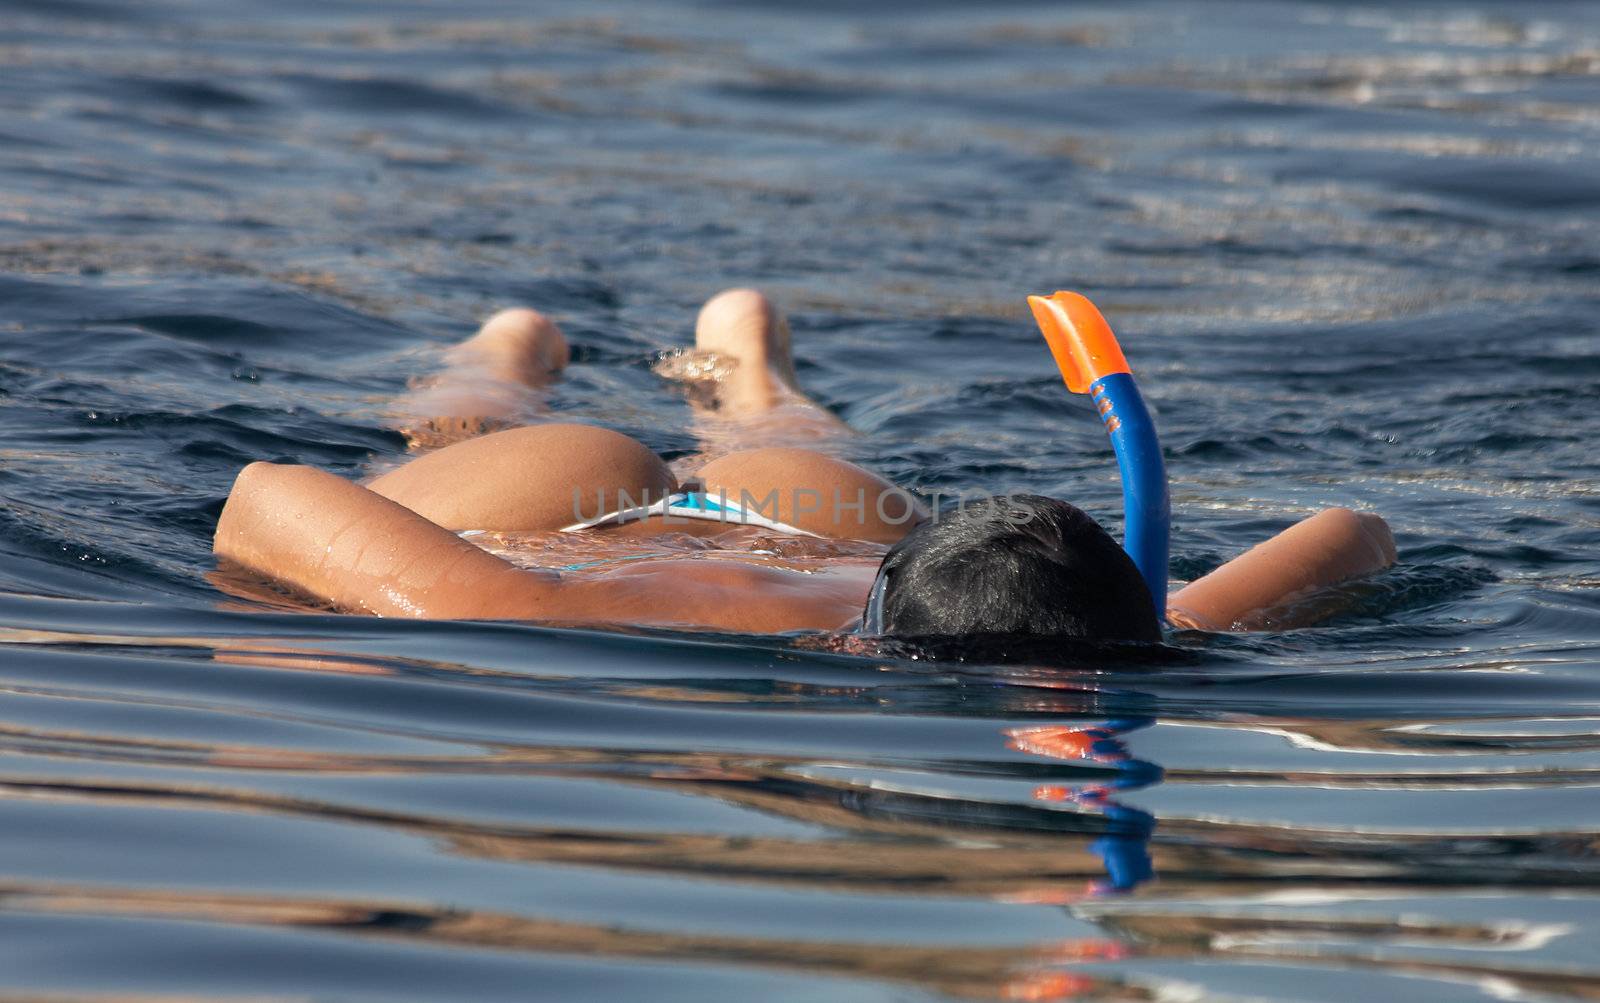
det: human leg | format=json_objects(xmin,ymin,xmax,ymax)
[
  {"xmin": 656, "ymin": 289, "xmax": 851, "ymax": 462},
  {"xmin": 455, "ymin": 307, "xmax": 570, "ymax": 384},
  {"xmin": 687, "ymin": 288, "xmax": 800, "ymax": 413},
  {"xmin": 397, "ymin": 308, "xmax": 570, "ymax": 450}
]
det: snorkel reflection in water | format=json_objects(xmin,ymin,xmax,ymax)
[{"xmin": 1008, "ymin": 714, "xmax": 1161, "ymax": 897}]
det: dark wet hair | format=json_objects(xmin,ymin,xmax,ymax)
[{"xmin": 864, "ymin": 494, "xmax": 1161, "ymax": 643}]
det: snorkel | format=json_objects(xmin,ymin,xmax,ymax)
[{"xmin": 1028, "ymin": 292, "xmax": 1170, "ymax": 621}]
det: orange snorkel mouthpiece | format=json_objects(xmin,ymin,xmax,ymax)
[{"xmin": 1027, "ymin": 291, "xmax": 1132, "ymax": 395}]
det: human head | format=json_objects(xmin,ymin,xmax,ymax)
[{"xmin": 863, "ymin": 494, "xmax": 1161, "ymax": 642}]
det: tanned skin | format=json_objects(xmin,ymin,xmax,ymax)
[{"xmin": 213, "ymin": 289, "xmax": 1395, "ymax": 634}]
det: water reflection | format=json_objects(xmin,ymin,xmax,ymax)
[
  {"xmin": 0, "ymin": 619, "xmax": 1595, "ymax": 999},
  {"xmin": 1007, "ymin": 716, "xmax": 1162, "ymax": 897}
]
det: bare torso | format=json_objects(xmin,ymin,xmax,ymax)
[{"xmin": 466, "ymin": 517, "xmax": 883, "ymax": 633}]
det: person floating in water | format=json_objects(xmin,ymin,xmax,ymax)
[{"xmin": 212, "ymin": 288, "xmax": 1396, "ymax": 639}]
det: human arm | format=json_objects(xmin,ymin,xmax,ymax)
[
  {"xmin": 1166, "ymin": 507, "xmax": 1396, "ymax": 631},
  {"xmin": 214, "ymin": 462, "xmax": 558, "ymax": 619}
]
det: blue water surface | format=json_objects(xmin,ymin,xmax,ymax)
[{"xmin": 2, "ymin": 0, "xmax": 1599, "ymax": 999}]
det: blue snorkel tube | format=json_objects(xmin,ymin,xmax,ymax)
[{"xmin": 1028, "ymin": 292, "xmax": 1170, "ymax": 621}]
